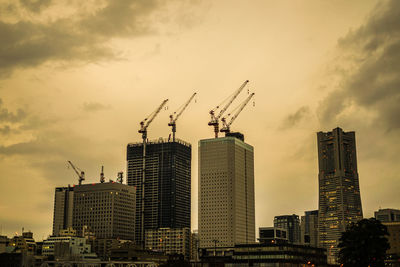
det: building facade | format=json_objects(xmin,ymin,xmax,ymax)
[
  {"xmin": 127, "ymin": 138, "xmax": 191, "ymax": 245},
  {"xmin": 259, "ymin": 227, "xmax": 288, "ymax": 244},
  {"xmin": 274, "ymin": 215, "xmax": 301, "ymax": 244},
  {"xmin": 145, "ymin": 227, "xmax": 191, "ymax": 260},
  {"xmin": 317, "ymin": 127, "xmax": 363, "ymax": 263},
  {"xmin": 72, "ymin": 182, "xmax": 136, "ymax": 240},
  {"xmin": 375, "ymin": 208, "xmax": 400, "ymax": 223},
  {"xmin": 199, "ymin": 135, "xmax": 255, "ymax": 248},
  {"xmin": 53, "ymin": 186, "xmax": 74, "ymax": 236},
  {"xmin": 383, "ymin": 222, "xmax": 400, "ymax": 265},
  {"xmin": 190, "ymin": 230, "xmax": 200, "ymax": 262},
  {"xmin": 301, "ymin": 210, "xmax": 319, "ymax": 247}
]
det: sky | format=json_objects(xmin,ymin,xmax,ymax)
[{"xmin": 0, "ymin": 0, "xmax": 399, "ymax": 241}]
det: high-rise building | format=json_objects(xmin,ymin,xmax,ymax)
[
  {"xmin": 375, "ymin": 208, "xmax": 400, "ymax": 222},
  {"xmin": 274, "ymin": 215, "xmax": 301, "ymax": 244},
  {"xmin": 127, "ymin": 138, "xmax": 191, "ymax": 245},
  {"xmin": 52, "ymin": 186, "xmax": 74, "ymax": 236},
  {"xmin": 317, "ymin": 127, "xmax": 363, "ymax": 263},
  {"xmin": 300, "ymin": 210, "xmax": 319, "ymax": 247},
  {"xmin": 198, "ymin": 134, "xmax": 255, "ymax": 248},
  {"xmin": 72, "ymin": 182, "xmax": 136, "ymax": 240},
  {"xmin": 258, "ymin": 227, "xmax": 288, "ymax": 244}
]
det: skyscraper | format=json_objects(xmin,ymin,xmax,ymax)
[
  {"xmin": 300, "ymin": 210, "xmax": 319, "ymax": 247},
  {"xmin": 53, "ymin": 186, "xmax": 74, "ymax": 236},
  {"xmin": 199, "ymin": 134, "xmax": 255, "ymax": 248},
  {"xmin": 72, "ymin": 182, "xmax": 136, "ymax": 240},
  {"xmin": 274, "ymin": 215, "xmax": 301, "ymax": 244},
  {"xmin": 317, "ymin": 127, "xmax": 363, "ymax": 263},
  {"xmin": 127, "ymin": 138, "xmax": 191, "ymax": 245}
]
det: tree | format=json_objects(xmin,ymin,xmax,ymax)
[{"xmin": 338, "ymin": 218, "xmax": 390, "ymax": 267}]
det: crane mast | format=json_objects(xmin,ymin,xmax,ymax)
[
  {"xmin": 208, "ymin": 80, "xmax": 249, "ymax": 138},
  {"xmin": 138, "ymin": 98, "xmax": 168, "ymax": 249},
  {"xmin": 168, "ymin": 92, "xmax": 196, "ymax": 141},
  {"xmin": 220, "ymin": 92, "xmax": 255, "ymax": 134},
  {"xmin": 67, "ymin": 160, "xmax": 85, "ymax": 185}
]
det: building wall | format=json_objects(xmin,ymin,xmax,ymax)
[
  {"xmin": 317, "ymin": 127, "xmax": 363, "ymax": 263},
  {"xmin": 301, "ymin": 210, "xmax": 319, "ymax": 247},
  {"xmin": 52, "ymin": 186, "xmax": 74, "ymax": 236},
  {"xmin": 127, "ymin": 139, "xmax": 191, "ymax": 244},
  {"xmin": 274, "ymin": 215, "xmax": 301, "ymax": 244},
  {"xmin": 375, "ymin": 209, "xmax": 400, "ymax": 223},
  {"xmin": 145, "ymin": 227, "xmax": 191, "ymax": 260},
  {"xmin": 72, "ymin": 182, "xmax": 136, "ymax": 240},
  {"xmin": 383, "ymin": 222, "xmax": 400, "ymax": 256},
  {"xmin": 199, "ymin": 136, "xmax": 255, "ymax": 248}
]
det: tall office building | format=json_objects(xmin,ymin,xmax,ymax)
[
  {"xmin": 72, "ymin": 182, "xmax": 136, "ymax": 240},
  {"xmin": 300, "ymin": 210, "xmax": 319, "ymax": 247},
  {"xmin": 374, "ymin": 208, "xmax": 400, "ymax": 222},
  {"xmin": 317, "ymin": 127, "xmax": 363, "ymax": 263},
  {"xmin": 127, "ymin": 138, "xmax": 191, "ymax": 244},
  {"xmin": 53, "ymin": 186, "xmax": 74, "ymax": 236},
  {"xmin": 199, "ymin": 134, "xmax": 255, "ymax": 248},
  {"xmin": 274, "ymin": 215, "xmax": 301, "ymax": 244}
]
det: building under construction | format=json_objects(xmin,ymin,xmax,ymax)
[{"xmin": 127, "ymin": 138, "xmax": 191, "ymax": 245}]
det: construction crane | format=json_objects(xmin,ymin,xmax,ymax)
[
  {"xmin": 220, "ymin": 92, "xmax": 255, "ymax": 134},
  {"xmin": 208, "ymin": 80, "xmax": 249, "ymax": 138},
  {"xmin": 168, "ymin": 92, "xmax": 196, "ymax": 142},
  {"xmin": 100, "ymin": 166, "xmax": 105, "ymax": 183},
  {"xmin": 67, "ymin": 160, "xmax": 85, "ymax": 185},
  {"xmin": 138, "ymin": 98, "xmax": 168, "ymax": 248}
]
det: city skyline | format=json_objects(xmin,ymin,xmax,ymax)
[{"xmin": 1, "ymin": 0, "xmax": 400, "ymax": 241}]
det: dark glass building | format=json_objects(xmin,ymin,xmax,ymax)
[
  {"xmin": 274, "ymin": 215, "xmax": 301, "ymax": 244},
  {"xmin": 127, "ymin": 138, "xmax": 191, "ymax": 244},
  {"xmin": 317, "ymin": 127, "xmax": 363, "ymax": 263}
]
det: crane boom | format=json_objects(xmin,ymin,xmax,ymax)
[
  {"xmin": 67, "ymin": 160, "xmax": 85, "ymax": 185},
  {"xmin": 221, "ymin": 92, "xmax": 255, "ymax": 133},
  {"xmin": 168, "ymin": 92, "xmax": 196, "ymax": 141},
  {"xmin": 208, "ymin": 80, "xmax": 249, "ymax": 138},
  {"xmin": 139, "ymin": 99, "xmax": 169, "ymax": 140}
]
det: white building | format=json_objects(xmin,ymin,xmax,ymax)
[
  {"xmin": 42, "ymin": 236, "xmax": 91, "ymax": 258},
  {"xmin": 145, "ymin": 228, "xmax": 190, "ymax": 260},
  {"xmin": 199, "ymin": 134, "xmax": 255, "ymax": 248}
]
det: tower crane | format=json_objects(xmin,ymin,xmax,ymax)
[
  {"xmin": 138, "ymin": 98, "xmax": 168, "ymax": 248},
  {"xmin": 208, "ymin": 80, "xmax": 249, "ymax": 138},
  {"xmin": 67, "ymin": 160, "xmax": 85, "ymax": 185},
  {"xmin": 220, "ymin": 92, "xmax": 255, "ymax": 134},
  {"xmin": 168, "ymin": 92, "xmax": 196, "ymax": 142}
]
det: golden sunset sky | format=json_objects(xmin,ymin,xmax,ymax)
[{"xmin": 1, "ymin": 0, "xmax": 399, "ymax": 240}]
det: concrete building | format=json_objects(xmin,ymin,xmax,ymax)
[
  {"xmin": 42, "ymin": 236, "xmax": 91, "ymax": 258},
  {"xmin": 301, "ymin": 210, "xmax": 319, "ymax": 247},
  {"xmin": 317, "ymin": 127, "xmax": 363, "ymax": 263},
  {"xmin": 0, "ymin": 235, "xmax": 8, "ymax": 253},
  {"xmin": 258, "ymin": 227, "xmax": 288, "ymax": 244},
  {"xmin": 145, "ymin": 227, "xmax": 191, "ymax": 260},
  {"xmin": 383, "ymin": 222, "xmax": 400, "ymax": 265},
  {"xmin": 190, "ymin": 230, "xmax": 200, "ymax": 262},
  {"xmin": 52, "ymin": 186, "xmax": 74, "ymax": 236},
  {"xmin": 72, "ymin": 182, "xmax": 136, "ymax": 240},
  {"xmin": 199, "ymin": 243, "xmax": 327, "ymax": 266},
  {"xmin": 375, "ymin": 208, "xmax": 400, "ymax": 222},
  {"xmin": 199, "ymin": 134, "xmax": 255, "ymax": 248},
  {"xmin": 274, "ymin": 215, "xmax": 301, "ymax": 244},
  {"xmin": 8, "ymin": 231, "xmax": 36, "ymax": 254},
  {"xmin": 127, "ymin": 138, "xmax": 191, "ymax": 245}
]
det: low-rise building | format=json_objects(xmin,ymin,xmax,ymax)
[
  {"xmin": 199, "ymin": 243, "xmax": 327, "ymax": 266},
  {"xmin": 190, "ymin": 230, "xmax": 200, "ymax": 262},
  {"xmin": 383, "ymin": 222, "xmax": 400, "ymax": 266},
  {"xmin": 42, "ymin": 236, "xmax": 92, "ymax": 259},
  {"xmin": 8, "ymin": 232, "xmax": 36, "ymax": 254},
  {"xmin": 375, "ymin": 209, "xmax": 400, "ymax": 223},
  {"xmin": 145, "ymin": 227, "xmax": 190, "ymax": 260},
  {"xmin": 259, "ymin": 227, "xmax": 288, "ymax": 244}
]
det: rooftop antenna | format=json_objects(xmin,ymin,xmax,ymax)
[{"xmin": 100, "ymin": 166, "xmax": 105, "ymax": 183}]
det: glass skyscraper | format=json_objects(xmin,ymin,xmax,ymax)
[{"xmin": 317, "ymin": 127, "xmax": 363, "ymax": 263}]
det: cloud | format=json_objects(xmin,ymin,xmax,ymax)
[
  {"xmin": 318, "ymin": 0, "xmax": 400, "ymax": 132},
  {"xmin": 0, "ymin": 98, "xmax": 27, "ymax": 123},
  {"xmin": 280, "ymin": 106, "xmax": 311, "ymax": 129},
  {"xmin": 0, "ymin": 0, "xmax": 165, "ymax": 77},
  {"xmin": 82, "ymin": 102, "xmax": 111, "ymax": 112},
  {"xmin": 19, "ymin": 0, "xmax": 52, "ymax": 13}
]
